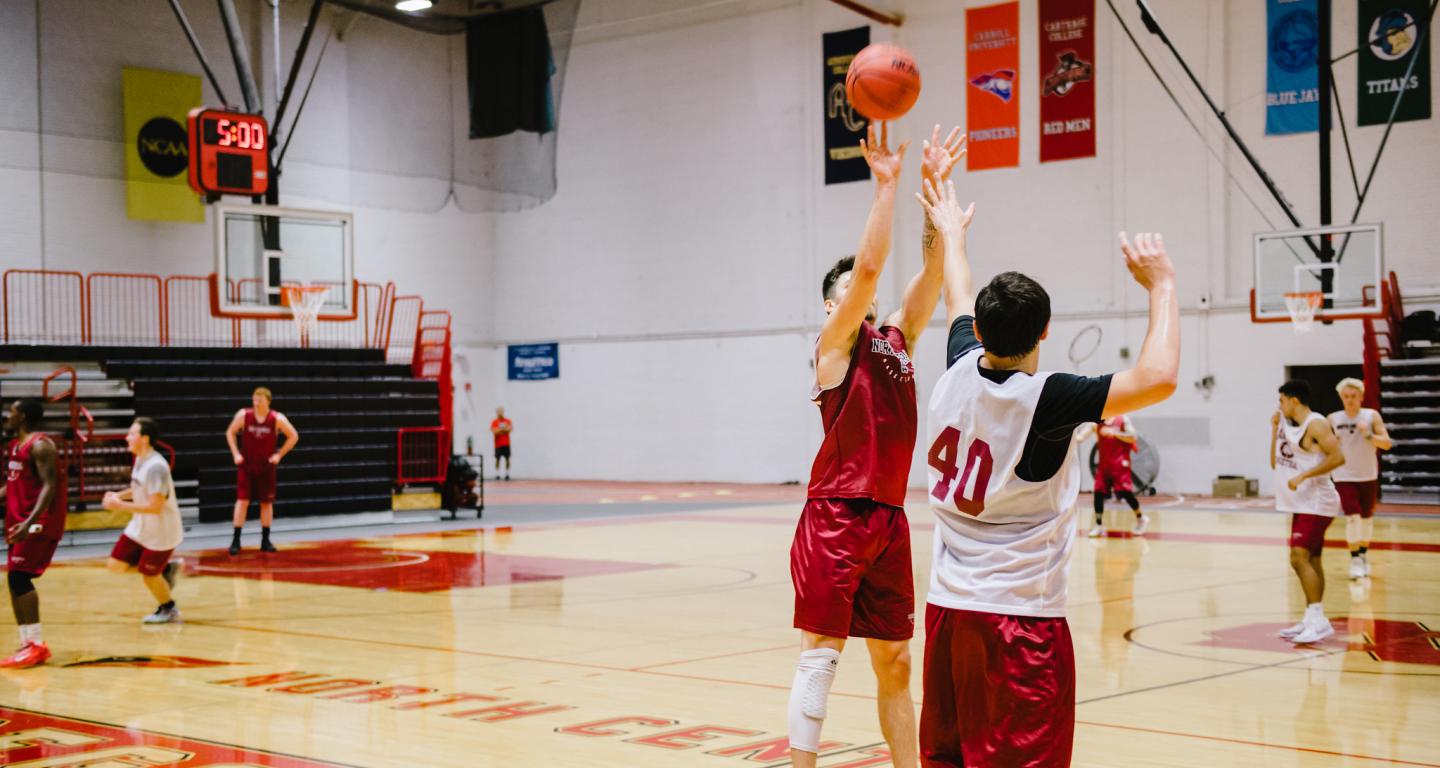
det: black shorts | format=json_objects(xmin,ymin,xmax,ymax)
[{"xmin": 494, "ymin": 445, "xmax": 511, "ymax": 459}]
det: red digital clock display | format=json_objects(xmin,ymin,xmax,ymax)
[{"xmin": 187, "ymin": 107, "xmax": 270, "ymax": 197}]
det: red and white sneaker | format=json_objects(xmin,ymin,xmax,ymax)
[{"xmin": 0, "ymin": 642, "xmax": 51, "ymax": 669}]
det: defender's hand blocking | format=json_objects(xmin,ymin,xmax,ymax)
[
  {"xmin": 1119, "ymin": 232, "xmax": 1174, "ymax": 291},
  {"xmin": 859, "ymin": 122, "xmax": 907, "ymax": 187},
  {"xmin": 921, "ymin": 124, "xmax": 966, "ymax": 184},
  {"xmin": 916, "ymin": 178, "xmax": 975, "ymax": 240}
]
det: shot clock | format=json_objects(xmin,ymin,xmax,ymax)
[{"xmin": 187, "ymin": 107, "xmax": 270, "ymax": 197}]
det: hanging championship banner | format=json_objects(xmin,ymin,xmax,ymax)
[
  {"xmin": 1266, "ymin": 0, "xmax": 1320, "ymax": 135},
  {"xmin": 1039, "ymin": 0, "xmax": 1096, "ymax": 161},
  {"xmin": 122, "ymin": 67, "xmax": 204, "ymax": 222},
  {"xmin": 966, "ymin": 2, "xmax": 1021, "ymax": 171},
  {"xmin": 823, "ymin": 26, "xmax": 871, "ymax": 184},
  {"xmin": 1357, "ymin": 0, "xmax": 1431, "ymax": 125}
]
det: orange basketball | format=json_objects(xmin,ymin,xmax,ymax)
[{"xmin": 845, "ymin": 44, "xmax": 921, "ymax": 121}]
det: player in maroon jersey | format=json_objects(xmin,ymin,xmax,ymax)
[
  {"xmin": 1, "ymin": 399, "xmax": 67, "ymax": 668},
  {"xmin": 225, "ymin": 387, "xmax": 299, "ymax": 555},
  {"xmin": 787, "ymin": 123, "xmax": 966, "ymax": 768},
  {"xmin": 1082, "ymin": 415, "xmax": 1149, "ymax": 536}
]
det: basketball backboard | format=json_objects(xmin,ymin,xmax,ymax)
[
  {"xmin": 1251, "ymin": 223, "xmax": 1385, "ymax": 323},
  {"xmin": 212, "ymin": 204, "xmax": 356, "ymax": 319}
]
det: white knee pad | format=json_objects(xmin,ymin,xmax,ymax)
[
  {"xmin": 788, "ymin": 648, "xmax": 839, "ymax": 753},
  {"xmin": 1346, "ymin": 515, "xmax": 1362, "ymax": 547}
]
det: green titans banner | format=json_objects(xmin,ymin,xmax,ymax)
[
  {"xmin": 123, "ymin": 68, "xmax": 203, "ymax": 222},
  {"xmin": 1357, "ymin": 0, "xmax": 1432, "ymax": 126}
]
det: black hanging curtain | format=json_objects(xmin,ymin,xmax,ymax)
[{"xmin": 466, "ymin": 8, "xmax": 556, "ymax": 138}]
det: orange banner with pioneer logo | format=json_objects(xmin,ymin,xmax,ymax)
[{"xmin": 966, "ymin": 2, "xmax": 1020, "ymax": 171}]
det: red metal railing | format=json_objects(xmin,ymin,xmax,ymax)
[
  {"xmin": 3, "ymin": 270, "xmax": 438, "ymax": 362},
  {"xmin": 87, "ymin": 273, "xmax": 165, "ymax": 346},
  {"xmin": 4, "ymin": 270, "xmax": 85, "ymax": 344},
  {"xmin": 1360, "ymin": 272, "xmax": 1404, "ymax": 412},
  {"xmin": 397, "ymin": 426, "xmax": 448, "ymax": 484}
]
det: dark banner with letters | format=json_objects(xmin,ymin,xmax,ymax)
[
  {"xmin": 508, "ymin": 343, "xmax": 559, "ymax": 380},
  {"xmin": 823, "ymin": 26, "xmax": 871, "ymax": 184},
  {"xmin": 1038, "ymin": 0, "xmax": 1096, "ymax": 161},
  {"xmin": 1358, "ymin": 0, "xmax": 1431, "ymax": 125}
]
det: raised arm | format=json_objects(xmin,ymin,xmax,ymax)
[
  {"xmin": 816, "ymin": 122, "xmax": 907, "ymax": 389},
  {"xmin": 915, "ymin": 176, "xmax": 977, "ymax": 329},
  {"xmin": 887, "ymin": 125, "xmax": 966, "ymax": 347},
  {"xmin": 1102, "ymin": 233, "xmax": 1180, "ymax": 418}
]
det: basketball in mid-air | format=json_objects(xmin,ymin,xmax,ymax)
[{"xmin": 845, "ymin": 44, "xmax": 921, "ymax": 120}]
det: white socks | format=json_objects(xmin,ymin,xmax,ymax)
[{"xmin": 19, "ymin": 624, "xmax": 41, "ymax": 645}]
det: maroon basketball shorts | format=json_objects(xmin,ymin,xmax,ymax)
[
  {"xmin": 110, "ymin": 534, "xmax": 173, "ymax": 576},
  {"xmin": 7, "ymin": 534, "xmax": 60, "ymax": 576},
  {"xmin": 237, "ymin": 463, "xmax": 277, "ymax": 503},
  {"xmin": 1335, "ymin": 481, "xmax": 1378, "ymax": 519},
  {"xmin": 920, "ymin": 605, "xmax": 1075, "ymax": 768},
  {"xmin": 1092, "ymin": 465, "xmax": 1133, "ymax": 495},
  {"xmin": 790, "ymin": 498, "xmax": 914, "ymax": 641},
  {"xmin": 1289, "ymin": 513, "xmax": 1335, "ymax": 556}
]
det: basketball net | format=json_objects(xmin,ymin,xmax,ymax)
[
  {"xmin": 1283, "ymin": 292, "xmax": 1323, "ymax": 333},
  {"xmin": 282, "ymin": 284, "xmax": 329, "ymax": 348}
]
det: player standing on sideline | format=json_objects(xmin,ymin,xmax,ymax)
[
  {"xmin": 104, "ymin": 418, "xmax": 184, "ymax": 625},
  {"xmin": 917, "ymin": 165, "xmax": 1179, "ymax": 766},
  {"xmin": 226, "ymin": 387, "xmax": 299, "ymax": 555},
  {"xmin": 1, "ymin": 399, "xmax": 67, "ymax": 668},
  {"xmin": 1081, "ymin": 415, "xmax": 1149, "ymax": 537},
  {"xmin": 1272, "ymin": 380, "xmax": 1346, "ymax": 644},
  {"xmin": 491, "ymin": 408, "xmax": 513, "ymax": 481},
  {"xmin": 787, "ymin": 123, "xmax": 965, "ymax": 768},
  {"xmin": 1328, "ymin": 378, "xmax": 1392, "ymax": 578}
]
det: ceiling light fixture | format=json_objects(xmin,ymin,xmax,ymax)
[{"xmin": 395, "ymin": 0, "xmax": 433, "ymax": 11}]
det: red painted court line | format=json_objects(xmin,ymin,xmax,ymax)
[{"xmin": 1077, "ymin": 720, "xmax": 1440, "ymax": 766}]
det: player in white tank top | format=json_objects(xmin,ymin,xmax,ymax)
[
  {"xmin": 1327, "ymin": 377, "xmax": 1393, "ymax": 578},
  {"xmin": 918, "ymin": 170, "xmax": 1182, "ymax": 768},
  {"xmin": 1270, "ymin": 380, "xmax": 1346, "ymax": 644}
]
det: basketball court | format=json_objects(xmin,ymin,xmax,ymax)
[{"xmin": 3, "ymin": 0, "xmax": 1440, "ymax": 766}]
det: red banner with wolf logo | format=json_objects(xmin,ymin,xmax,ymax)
[
  {"xmin": 1039, "ymin": 0, "xmax": 1096, "ymax": 162},
  {"xmin": 966, "ymin": 2, "xmax": 1020, "ymax": 171}
]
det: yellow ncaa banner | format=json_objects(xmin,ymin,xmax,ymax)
[{"xmin": 122, "ymin": 67, "xmax": 203, "ymax": 222}]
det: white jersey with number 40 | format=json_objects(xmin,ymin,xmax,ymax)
[{"xmin": 925, "ymin": 348, "xmax": 1084, "ymax": 619}]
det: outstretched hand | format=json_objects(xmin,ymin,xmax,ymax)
[
  {"xmin": 921, "ymin": 124, "xmax": 966, "ymax": 184},
  {"xmin": 860, "ymin": 121, "xmax": 908, "ymax": 187},
  {"xmin": 1119, "ymin": 232, "xmax": 1175, "ymax": 291},
  {"xmin": 915, "ymin": 177, "xmax": 975, "ymax": 241}
]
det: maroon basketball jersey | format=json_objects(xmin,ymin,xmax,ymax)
[
  {"xmin": 241, "ymin": 409, "xmax": 279, "ymax": 465},
  {"xmin": 808, "ymin": 322, "xmax": 917, "ymax": 507},
  {"xmin": 5, "ymin": 433, "xmax": 67, "ymax": 539},
  {"xmin": 1095, "ymin": 416, "xmax": 1136, "ymax": 476}
]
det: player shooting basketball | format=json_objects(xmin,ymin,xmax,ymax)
[{"xmin": 787, "ymin": 122, "xmax": 965, "ymax": 768}]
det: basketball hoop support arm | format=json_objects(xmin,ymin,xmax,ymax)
[
  {"xmin": 826, "ymin": 0, "xmax": 903, "ymax": 27},
  {"xmin": 166, "ymin": 0, "xmax": 232, "ymax": 106},
  {"xmin": 1130, "ymin": 1, "xmax": 1309, "ymax": 236}
]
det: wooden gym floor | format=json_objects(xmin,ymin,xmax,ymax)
[{"xmin": 1, "ymin": 482, "xmax": 1437, "ymax": 767}]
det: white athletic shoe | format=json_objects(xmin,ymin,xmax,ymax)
[
  {"xmin": 1349, "ymin": 556, "xmax": 1366, "ymax": 579},
  {"xmin": 1088, "ymin": 525, "xmax": 1104, "ymax": 538},
  {"xmin": 1360, "ymin": 554, "xmax": 1372, "ymax": 578},
  {"xmin": 142, "ymin": 605, "xmax": 181, "ymax": 625},
  {"xmin": 1277, "ymin": 620, "xmax": 1307, "ymax": 639},
  {"xmin": 1134, "ymin": 514, "xmax": 1151, "ymax": 536},
  {"xmin": 1291, "ymin": 617, "xmax": 1335, "ymax": 645}
]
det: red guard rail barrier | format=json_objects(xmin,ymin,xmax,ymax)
[
  {"xmin": 397, "ymin": 426, "xmax": 448, "ymax": 484},
  {"xmin": 88, "ymin": 273, "xmax": 165, "ymax": 347},
  {"xmin": 4, "ymin": 270, "xmax": 85, "ymax": 344}
]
